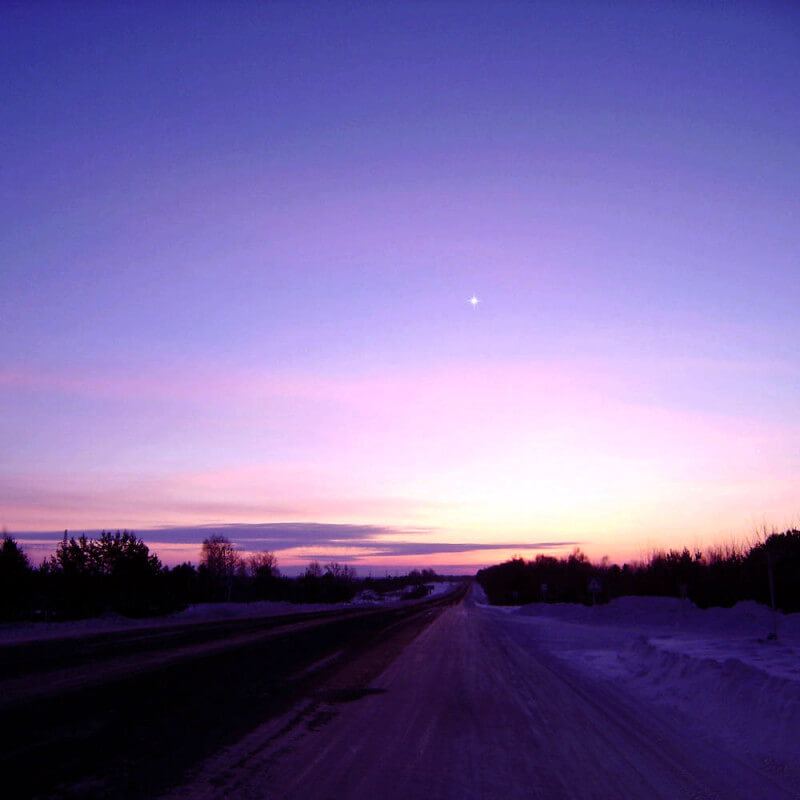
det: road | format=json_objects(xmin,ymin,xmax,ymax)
[
  {"xmin": 0, "ymin": 602, "xmax": 437, "ymax": 699},
  {"xmin": 0, "ymin": 604, "xmax": 432, "ymax": 708},
  {"xmin": 167, "ymin": 587, "xmax": 800, "ymax": 800},
  {"xmin": 0, "ymin": 587, "xmax": 464, "ymax": 799}
]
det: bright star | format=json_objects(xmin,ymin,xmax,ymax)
[{"xmin": 469, "ymin": 295, "xmax": 479, "ymax": 308}]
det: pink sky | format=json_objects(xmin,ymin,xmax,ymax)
[
  {"xmin": 4, "ymin": 356, "xmax": 798, "ymax": 569},
  {"xmin": 2, "ymin": 4, "xmax": 798, "ymax": 571}
]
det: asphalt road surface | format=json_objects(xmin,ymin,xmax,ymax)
[
  {"xmin": 1, "ymin": 588, "xmax": 463, "ymax": 799},
  {"xmin": 167, "ymin": 587, "xmax": 800, "ymax": 800}
]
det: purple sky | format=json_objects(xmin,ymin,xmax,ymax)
[{"xmin": 2, "ymin": 2, "xmax": 798, "ymax": 570}]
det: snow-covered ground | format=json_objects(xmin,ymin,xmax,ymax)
[
  {"xmin": 351, "ymin": 579, "xmax": 455, "ymax": 605},
  {"xmin": 166, "ymin": 586, "xmax": 800, "ymax": 800},
  {"xmin": 512, "ymin": 596, "xmax": 800, "ymax": 679},
  {"xmin": 0, "ymin": 581, "xmax": 458, "ymax": 644},
  {"xmin": 483, "ymin": 596, "xmax": 800, "ymax": 780}
]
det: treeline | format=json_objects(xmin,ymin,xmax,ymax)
[
  {"xmin": 477, "ymin": 529, "xmax": 800, "ymax": 613},
  {"xmin": 0, "ymin": 531, "xmax": 442, "ymax": 621}
]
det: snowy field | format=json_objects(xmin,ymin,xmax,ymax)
[
  {"xmin": 481, "ymin": 594, "xmax": 800, "ymax": 781},
  {"xmin": 0, "ymin": 581, "xmax": 457, "ymax": 644}
]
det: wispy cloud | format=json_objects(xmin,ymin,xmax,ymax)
[
  {"xmin": 3, "ymin": 357, "xmax": 798, "ymax": 562},
  {"xmin": 11, "ymin": 522, "xmax": 578, "ymax": 565},
  {"xmin": 295, "ymin": 540, "xmax": 577, "ymax": 561}
]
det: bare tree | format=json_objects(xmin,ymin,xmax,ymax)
[
  {"xmin": 325, "ymin": 562, "xmax": 356, "ymax": 581},
  {"xmin": 201, "ymin": 535, "xmax": 240, "ymax": 601},
  {"xmin": 304, "ymin": 560, "xmax": 323, "ymax": 578},
  {"xmin": 247, "ymin": 550, "xmax": 278, "ymax": 579}
]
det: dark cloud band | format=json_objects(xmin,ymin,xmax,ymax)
[{"xmin": 11, "ymin": 523, "xmax": 578, "ymax": 562}]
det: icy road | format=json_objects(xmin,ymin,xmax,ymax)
[{"xmin": 168, "ymin": 586, "xmax": 800, "ymax": 800}]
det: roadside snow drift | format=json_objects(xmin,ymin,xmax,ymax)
[{"xmin": 497, "ymin": 595, "xmax": 800, "ymax": 776}]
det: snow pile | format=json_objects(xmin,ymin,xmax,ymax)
[
  {"xmin": 350, "ymin": 590, "xmax": 385, "ymax": 605},
  {"xmin": 621, "ymin": 637, "xmax": 800, "ymax": 764},
  {"xmin": 352, "ymin": 580, "xmax": 456, "ymax": 604},
  {"xmin": 514, "ymin": 596, "xmax": 800, "ymax": 676},
  {"xmin": 689, "ymin": 600, "xmax": 783, "ymax": 636},
  {"xmin": 499, "ymin": 595, "xmax": 800, "ymax": 774},
  {"xmin": 516, "ymin": 595, "xmax": 694, "ymax": 627},
  {"xmin": 426, "ymin": 581, "xmax": 457, "ymax": 598},
  {"xmin": 515, "ymin": 595, "xmax": 800, "ymax": 639},
  {"xmin": 470, "ymin": 582, "xmax": 489, "ymax": 605},
  {"xmin": 174, "ymin": 601, "xmax": 338, "ymax": 620},
  {"xmin": 0, "ymin": 613, "xmax": 155, "ymax": 643}
]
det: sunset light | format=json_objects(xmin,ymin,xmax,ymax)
[
  {"xmin": 3, "ymin": 5, "xmax": 799, "ymax": 798},
  {"xmin": 2, "ymin": 2, "xmax": 797, "ymax": 573}
]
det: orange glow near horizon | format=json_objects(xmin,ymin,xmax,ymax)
[
  {"xmin": 3, "ymin": 4, "xmax": 799, "ymax": 577},
  {"xmin": 3, "ymin": 359, "xmax": 799, "ymax": 571}
]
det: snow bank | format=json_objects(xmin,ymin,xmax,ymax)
[
  {"xmin": 470, "ymin": 582, "xmax": 489, "ymax": 605},
  {"xmin": 426, "ymin": 581, "xmax": 457, "ymax": 598},
  {"xmin": 515, "ymin": 595, "xmax": 800, "ymax": 639},
  {"xmin": 514, "ymin": 596, "xmax": 800, "ymax": 676},
  {"xmin": 174, "ymin": 601, "xmax": 336, "ymax": 621},
  {"xmin": 497, "ymin": 595, "xmax": 800, "ymax": 774},
  {"xmin": 0, "ymin": 613, "xmax": 154, "ymax": 643},
  {"xmin": 515, "ymin": 595, "xmax": 693, "ymax": 627},
  {"xmin": 621, "ymin": 637, "xmax": 800, "ymax": 764}
]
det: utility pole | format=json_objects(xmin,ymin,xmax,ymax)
[{"xmin": 767, "ymin": 550, "xmax": 778, "ymax": 641}]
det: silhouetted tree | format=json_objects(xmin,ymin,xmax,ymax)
[
  {"xmin": 325, "ymin": 562, "xmax": 356, "ymax": 581},
  {"xmin": 200, "ymin": 535, "xmax": 240, "ymax": 601},
  {"xmin": 47, "ymin": 530, "xmax": 162, "ymax": 617},
  {"xmin": 0, "ymin": 532, "xmax": 456, "ymax": 622},
  {"xmin": 477, "ymin": 530, "xmax": 800, "ymax": 613},
  {"xmin": 248, "ymin": 551, "xmax": 278, "ymax": 578},
  {"xmin": 304, "ymin": 561, "xmax": 323, "ymax": 578},
  {"xmin": 247, "ymin": 551, "xmax": 279, "ymax": 600},
  {"xmin": 745, "ymin": 529, "xmax": 800, "ymax": 612},
  {"xmin": 0, "ymin": 534, "xmax": 32, "ymax": 619},
  {"xmin": 163, "ymin": 562, "xmax": 200, "ymax": 608}
]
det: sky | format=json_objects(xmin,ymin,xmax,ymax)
[{"xmin": 2, "ymin": 2, "xmax": 799, "ymax": 572}]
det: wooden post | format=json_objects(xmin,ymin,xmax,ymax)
[{"xmin": 767, "ymin": 551, "xmax": 778, "ymax": 640}]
